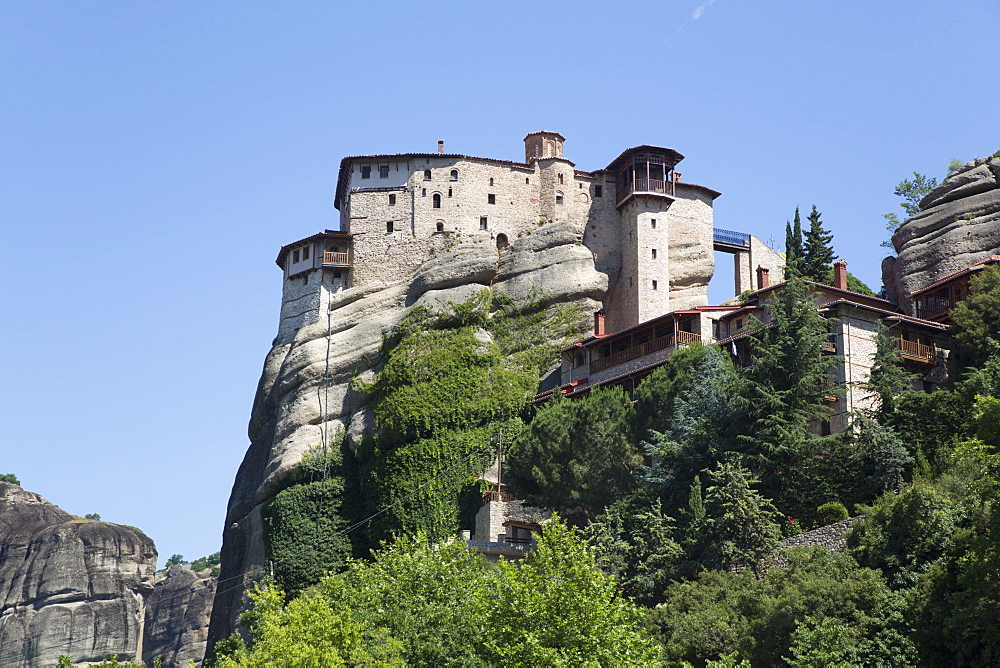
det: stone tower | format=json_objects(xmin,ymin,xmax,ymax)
[{"xmin": 524, "ymin": 131, "xmax": 565, "ymax": 161}]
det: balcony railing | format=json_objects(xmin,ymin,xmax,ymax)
[
  {"xmin": 616, "ymin": 178, "xmax": 675, "ymax": 204},
  {"xmin": 896, "ymin": 338, "xmax": 937, "ymax": 363},
  {"xmin": 590, "ymin": 331, "xmax": 701, "ymax": 374},
  {"xmin": 322, "ymin": 251, "xmax": 350, "ymax": 266}
]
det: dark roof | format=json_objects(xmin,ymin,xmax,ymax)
[
  {"xmin": 275, "ymin": 230, "xmax": 354, "ymax": 268},
  {"xmin": 524, "ymin": 130, "xmax": 565, "ymax": 141},
  {"xmin": 909, "ymin": 255, "xmax": 1000, "ymax": 297},
  {"xmin": 605, "ymin": 145, "xmax": 685, "ymax": 172}
]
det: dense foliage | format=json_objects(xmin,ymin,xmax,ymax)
[{"xmin": 215, "ymin": 517, "xmax": 660, "ymax": 667}]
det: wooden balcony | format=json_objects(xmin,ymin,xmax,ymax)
[
  {"xmin": 590, "ymin": 331, "xmax": 700, "ymax": 374},
  {"xmin": 322, "ymin": 251, "xmax": 350, "ymax": 267},
  {"xmin": 896, "ymin": 338, "xmax": 937, "ymax": 364},
  {"xmin": 616, "ymin": 178, "xmax": 676, "ymax": 205}
]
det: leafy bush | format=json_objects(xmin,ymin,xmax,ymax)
[
  {"xmin": 0, "ymin": 473, "xmax": 20, "ymax": 485},
  {"xmin": 816, "ymin": 501, "xmax": 849, "ymax": 525}
]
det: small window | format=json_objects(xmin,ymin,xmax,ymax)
[
  {"xmin": 436, "ymin": 221, "xmax": 444, "ymax": 232},
  {"xmin": 388, "ymin": 194, "xmax": 396, "ymax": 206},
  {"xmin": 525, "ymin": 177, "xmax": 530, "ymax": 184},
  {"xmin": 450, "ymin": 169, "xmax": 459, "ymax": 181},
  {"xmin": 651, "ymin": 218, "xmax": 657, "ymax": 228},
  {"xmin": 595, "ymin": 185, "xmax": 603, "ymax": 198},
  {"xmin": 379, "ymin": 165, "xmax": 390, "ymax": 178},
  {"xmin": 292, "ymin": 249, "xmax": 300, "ymax": 263},
  {"xmin": 333, "ymin": 269, "xmax": 342, "ymax": 279},
  {"xmin": 555, "ymin": 194, "xmax": 563, "ymax": 204},
  {"xmin": 433, "ymin": 193, "xmax": 441, "ymax": 208},
  {"xmin": 302, "ymin": 246, "xmax": 310, "ymax": 261},
  {"xmin": 480, "ymin": 216, "xmax": 488, "ymax": 230},
  {"xmin": 386, "ymin": 221, "xmax": 394, "ymax": 233},
  {"xmin": 736, "ymin": 318, "xmax": 744, "ymax": 329},
  {"xmin": 652, "ymin": 280, "xmax": 658, "ymax": 290},
  {"xmin": 360, "ymin": 165, "xmax": 371, "ymax": 179},
  {"xmin": 448, "ymin": 187, "xmax": 453, "ymax": 197},
  {"xmin": 821, "ymin": 420, "xmax": 832, "ymax": 437},
  {"xmin": 422, "ymin": 188, "xmax": 427, "ymax": 196},
  {"xmin": 558, "ymin": 173, "xmax": 564, "ymax": 184},
  {"xmin": 489, "ymin": 177, "xmax": 494, "ymax": 186},
  {"xmin": 488, "ymin": 194, "xmax": 496, "ymax": 204},
  {"xmin": 651, "ymin": 249, "xmax": 657, "ymax": 259},
  {"xmin": 423, "ymin": 169, "xmax": 432, "ymax": 180}
]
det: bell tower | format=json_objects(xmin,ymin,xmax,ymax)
[{"xmin": 524, "ymin": 131, "xmax": 565, "ymax": 161}]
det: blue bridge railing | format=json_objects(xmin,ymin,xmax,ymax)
[{"xmin": 713, "ymin": 228, "xmax": 750, "ymax": 247}]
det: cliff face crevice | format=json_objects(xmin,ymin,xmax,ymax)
[
  {"xmin": 884, "ymin": 156, "xmax": 1000, "ymax": 308},
  {"xmin": 142, "ymin": 564, "xmax": 217, "ymax": 667},
  {"xmin": 0, "ymin": 482, "xmax": 157, "ymax": 667},
  {"xmin": 208, "ymin": 220, "xmax": 608, "ymax": 650}
]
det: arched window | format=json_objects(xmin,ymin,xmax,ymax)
[
  {"xmin": 423, "ymin": 169, "xmax": 432, "ymax": 180},
  {"xmin": 555, "ymin": 191, "xmax": 564, "ymax": 204},
  {"xmin": 489, "ymin": 177, "xmax": 494, "ymax": 186},
  {"xmin": 433, "ymin": 193, "xmax": 441, "ymax": 208},
  {"xmin": 450, "ymin": 170, "xmax": 459, "ymax": 181}
]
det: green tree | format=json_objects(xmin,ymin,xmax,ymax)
[
  {"xmin": 165, "ymin": 554, "xmax": 185, "ymax": 568},
  {"xmin": 83, "ymin": 513, "xmax": 101, "ymax": 520},
  {"xmin": 583, "ymin": 495, "xmax": 684, "ymax": 605},
  {"xmin": 784, "ymin": 616, "xmax": 854, "ymax": 668},
  {"xmin": 0, "ymin": 473, "xmax": 20, "ymax": 485},
  {"xmin": 864, "ymin": 322, "xmax": 917, "ymax": 420},
  {"xmin": 785, "ymin": 207, "xmax": 804, "ymax": 278},
  {"xmin": 686, "ymin": 463, "xmax": 782, "ymax": 572},
  {"xmin": 950, "ymin": 264, "xmax": 1000, "ymax": 368},
  {"xmin": 882, "ymin": 172, "xmax": 938, "ymax": 247},
  {"xmin": 633, "ymin": 341, "xmax": 710, "ymax": 439},
  {"xmin": 736, "ymin": 278, "xmax": 840, "ymax": 477},
  {"xmin": 508, "ymin": 387, "xmax": 639, "ymax": 519},
  {"xmin": 489, "ymin": 517, "xmax": 661, "ymax": 666},
  {"xmin": 800, "ymin": 205, "xmax": 835, "ymax": 282}
]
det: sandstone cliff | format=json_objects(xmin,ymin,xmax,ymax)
[
  {"xmin": 207, "ymin": 220, "xmax": 608, "ymax": 648},
  {"xmin": 142, "ymin": 565, "xmax": 217, "ymax": 666},
  {"xmin": 0, "ymin": 482, "xmax": 157, "ymax": 667},
  {"xmin": 883, "ymin": 155, "xmax": 1000, "ymax": 309}
]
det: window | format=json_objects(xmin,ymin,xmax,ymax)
[
  {"xmin": 488, "ymin": 194, "xmax": 496, "ymax": 204},
  {"xmin": 423, "ymin": 169, "xmax": 432, "ymax": 180},
  {"xmin": 379, "ymin": 165, "xmax": 390, "ymax": 178},
  {"xmin": 436, "ymin": 221, "xmax": 444, "ymax": 232},
  {"xmin": 292, "ymin": 249, "xmax": 300, "ymax": 263},
  {"xmin": 421, "ymin": 188, "xmax": 426, "ymax": 196},
  {"xmin": 333, "ymin": 269, "xmax": 342, "ymax": 279},
  {"xmin": 558, "ymin": 173, "xmax": 564, "ymax": 184},
  {"xmin": 302, "ymin": 246, "xmax": 310, "ymax": 261},
  {"xmin": 450, "ymin": 169, "xmax": 459, "ymax": 181},
  {"xmin": 360, "ymin": 165, "xmax": 371, "ymax": 179},
  {"xmin": 651, "ymin": 249, "xmax": 657, "ymax": 259},
  {"xmin": 386, "ymin": 221, "xmax": 394, "ymax": 233},
  {"xmin": 651, "ymin": 218, "xmax": 657, "ymax": 228},
  {"xmin": 525, "ymin": 177, "xmax": 530, "ymax": 184},
  {"xmin": 433, "ymin": 193, "xmax": 441, "ymax": 208},
  {"xmin": 595, "ymin": 185, "xmax": 602, "ymax": 198},
  {"xmin": 736, "ymin": 318, "xmax": 744, "ymax": 329},
  {"xmin": 489, "ymin": 177, "xmax": 494, "ymax": 186},
  {"xmin": 388, "ymin": 194, "xmax": 396, "ymax": 206},
  {"xmin": 555, "ymin": 193, "xmax": 564, "ymax": 204},
  {"xmin": 480, "ymin": 216, "xmax": 488, "ymax": 230},
  {"xmin": 652, "ymin": 280, "xmax": 658, "ymax": 290},
  {"xmin": 448, "ymin": 187, "xmax": 452, "ymax": 197}
]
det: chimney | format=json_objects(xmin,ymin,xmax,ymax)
[
  {"xmin": 834, "ymin": 259, "xmax": 848, "ymax": 290},
  {"xmin": 756, "ymin": 265, "xmax": 770, "ymax": 289},
  {"xmin": 437, "ymin": 140, "xmax": 445, "ymax": 154},
  {"xmin": 593, "ymin": 309, "xmax": 606, "ymax": 337}
]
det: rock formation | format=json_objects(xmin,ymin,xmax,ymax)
[
  {"xmin": 142, "ymin": 565, "xmax": 217, "ymax": 666},
  {"xmin": 883, "ymin": 155, "xmax": 1000, "ymax": 309},
  {"xmin": 0, "ymin": 482, "xmax": 156, "ymax": 667},
  {"xmin": 207, "ymin": 220, "xmax": 607, "ymax": 649}
]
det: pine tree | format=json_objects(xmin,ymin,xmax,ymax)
[
  {"xmin": 863, "ymin": 322, "xmax": 917, "ymax": 421},
  {"xmin": 801, "ymin": 205, "xmax": 835, "ymax": 281},
  {"xmin": 784, "ymin": 208, "xmax": 803, "ymax": 278},
  {"xmin": 736, "ymin": 277, "xmax": 840, "ymax": 475}
]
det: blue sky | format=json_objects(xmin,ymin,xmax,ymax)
[{"xmin": 2, "ymin": 1, "xmax": 998, "ymax": 567}]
